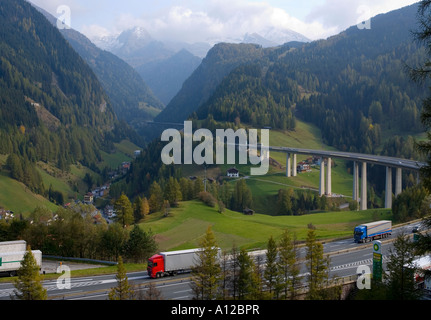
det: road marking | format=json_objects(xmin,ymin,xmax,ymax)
[
  {"xmin": 172, "ymin": 295, "xmax": 191, "ymax": 300},
  {"xmin": 173, "ymin": 289, "xmax": 191, "ymax": 294}
]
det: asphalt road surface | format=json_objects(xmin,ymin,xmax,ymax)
[{"xmin": 0, "ymin": 221, "xmax": 424, "ymax": 300}]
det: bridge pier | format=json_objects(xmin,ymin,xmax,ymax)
[
  {"xmin": 384, "ymin": 167, "xmax": 402, "ymax": 209},
  {"xmin": 385, "ymin": 167, "xmax": 392, "ymax": 209},
  {"xmin": 275, "ymin": 147, "xmax": 421, "ymax": 212},
  {"xmin": 353, "ymin": 162, "xmax": 359, "ymax": 203},
  {"xmin": 360, "ymin": 162, "xmax": 367, "ymax": 211},
  {"xmin": 286, "ymin": 153, "xmax": 291, "ymax": 177},
  {"xmin": 319, "ymin": 157, "xmax": 325, "ymax": 196},
  {"xmin": 395, "ymin": 167, "xmax": 402, "ymax": 197},
  {"xmin": 326, "ymin": 157, "xmax": 332, "ymax": 196},
  {"xmin": 286, "ymin": 153, "xmax": 298, "ymax": 177}
]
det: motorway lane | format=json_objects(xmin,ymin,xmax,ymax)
[
  {"xmin": 0, "ymin": 222, "xmax": 422, "ymax": 300},
  {"xmin": 60, "ymin": 274, "xmax": 195, "ymax": 300}
]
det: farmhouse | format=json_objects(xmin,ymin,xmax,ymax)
[
  {"xmin": 297, "ymin": 162, "xmax": 311, "ymax": 173},
  {"xmin": 227, "ymin": 168, "xmax": 239, "ymax": 178},
  {"xmin": 84, "ymin": 192, "xmax": 94, "ymax": 204},
  {"xmin": 243, "ymin": 208, "xmax": 254, "ymax": 215}
]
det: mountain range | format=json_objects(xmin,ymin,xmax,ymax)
[
  {"xmin": 155, "ymin": 2, "xmax": 426, "ymax": 157},
  {"xmin": 92, "ymin": 26, "xmax": 310, "ymax": 60},
  {"xmin": 33, "ymin": 6, "xmax": 164, "ymax": 132},
  {"xmin": 0, "ymin": 0, "xmax": 116, "ymax": 193},
  {"xmin": 119, "ymin": 2, "xmax": 428, "ymax": 204},
  {"xmin": 92, "ymin": 25, "xmax": 309, "ymax": 106}
]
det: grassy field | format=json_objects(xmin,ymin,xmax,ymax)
[
  {"xmin": 186, "ymin": 121, "xmax": 357, "ymax": 215},
  {"xmin": 177, "ymin": 120, "xmax": 359, "ymax": 216},
  {"xmin": 139, "ymin": 200, "xmax": 392, "ymax": 252},
  {"xmin": 0, "ymin": 138, "xmax": 139, "ymax": 214},
  {"xmin": 0, "ymin": 171, "xmax": 58, "ymax": 214}
]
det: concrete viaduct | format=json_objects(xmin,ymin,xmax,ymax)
[
  {"xmin": 267, "ymin": 146, "xmax": 426, "ymax": 210},
  {"xmin": 151, "ymin": 121, "xmax": 426, "ymax": 211}
]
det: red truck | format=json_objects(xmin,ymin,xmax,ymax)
[{"xmin": 148, "ymin": 248, "xmax": 221, "ymax": 278}]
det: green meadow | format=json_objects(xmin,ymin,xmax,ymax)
[
  {"xmin": 0, "ymin": 171, "xmax": 58, "ymax": 214},
  {"xmin": 139, "ymin": 200, "xmax": 392, "ymax": 252}
]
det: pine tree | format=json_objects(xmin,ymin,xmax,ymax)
[
  {"xmin": 191, "ymin": 226, "xmax": 221, "ymax": 300},
  {"xmin": 149, "ymin": 181, "xmax": 163, "ymax": 212},
  {"xmin": 133, "ymin": 196, "xmax": 145, "ymax": 223},
  {"xmin": 143, "ymin": 282, "xmax": 163, "ymax": 300},
  {"xmin": 264, "ymin": 236, "xmax": 279, "ymax": 298},
  {"xmin": 12, "ymin": 246, "xmax": 47, "ymax": 300},
  {"xmin": 226, "ymin": 244, "xmax": 240, "ymax": 299},
  {"xmin": 142, "ymin": 197, "xmax": 150, "ymax": 216},
  {"xmin": 164, "ymin": 177, "xmax": 182, "ymax": 206},
  {"xmin": 413, "ymin": 214, "xmax": 431, "ymax": 264},
  {"xmin": 278, "ymin": 229, "xmax": 301, "ymax": 299},
  {"xmin": 385, "ymin": 233, "xmax": 422, "ymax": 300},
  {"xmin": 124, "ymin": 225, "xmax": 145, "ymax": 263},
  {"xmin": 413, "ymin": 1, "xmax": 431, "ymax": 191},
  {"xmin": 249, "ymin": 254, "xmax": 265, "ymax": 300},
  {"xmin": 114, "ymin": 193, "xmax": 134, "ymax": 227},
  {"xmin": 305, "ymin": 228, "xmax": 330, "ymax": 300},
  {"xmin": 124, "ymin": 225, "xmax": 157, "ymax": 263},
  {"xmin": 236, "ymin": 248, "xmax": 254, "ymax": 299},
  {"xmin": 108, "ymin": 256, "xmax": 134, "ymax": 300}
]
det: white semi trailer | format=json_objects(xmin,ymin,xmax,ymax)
[
  {"xmin": 147, "ymin": 248, "xmax": 221, "ymax": 278},
  {"xmin": 0, "ymin": 240, "xmax": 42, "ymax": 276}
]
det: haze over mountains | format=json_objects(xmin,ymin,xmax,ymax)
[
  {"xmin": 91, "ymin": 25, "xmax": 310, "ymax": 105},
  {"xmin": 154, "ymin": 2, "xmax": 426, "ymax": 159},
  {"xmin": 34, "ymin": 5, "xmax": 164, "ymax": 131},
  {"xmin": 92, "ymin": 25, "xmax": 311, "ymax": 59}
]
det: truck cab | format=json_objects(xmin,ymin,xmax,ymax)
[
  {"xmin": 354, "ymin": 225, "xmax": 367, "ymax": 243},
  {"xmin": 147, "ymin": 254, "xmax": 164, "ymax": 278}
]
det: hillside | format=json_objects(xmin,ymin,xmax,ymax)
[
  {"xmin": 155, "ymin": 43, "xmax": 266, "ymax": 123},
  {"xmin": 116, "ymin": 3, "xmax": 429, "ymax": 216},
  {"xmin": 33, "ymin": 5, "xmax": 164, "ymax": 132},
  {"xmin": 0, "ymin": 0, "xmax": 142, "ymax": 211},
  {"xmin": 155, "ymin": 3, "xmax": 425, "ymax": 157},
  {"xmin": 136, "ymin": 49, "xmax": 202, "ymax": 105},
  {"xmin": 140, "ymin": 200, "xmax": 392, "ymax": 251},
  {"xmin": 62, "ymin": 28, "xmax": 164, "ymax": 132}
]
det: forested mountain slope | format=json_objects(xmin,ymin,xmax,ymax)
[
  {"xmin": 155, "ymin": 43, "xmax": 266, "ymax": 123},
  {"xmin": 136, "ymin": 49, "xmax": 202, "ymax": 106},
  {"xmin": 33, "ymin": 5, "xmax": 164, "ymax": 132},
  {"xmin": 0, "ymin": 0, "xmax": 136, "ymax": 194},
  {"xmin": 157, "ymin": 3, "xmax": 426, "ymax": 157}
]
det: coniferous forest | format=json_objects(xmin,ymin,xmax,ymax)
[{"xmin": 0, "ymin": 0, "xmax": 141, "ymax": 195}]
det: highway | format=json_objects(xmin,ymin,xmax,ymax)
[
  {"xmin": 267, "ymin": 146, "xmax": 425, "ymax": 171},
  {"xmin": 0, "ymin": 222, "xmax": 422, "ymax": 301}
]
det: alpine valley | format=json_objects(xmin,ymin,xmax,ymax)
[{"xmin": 0, "ymin": 0, "xmax": 428, "ymax": 243}]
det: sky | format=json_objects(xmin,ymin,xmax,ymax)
[{"xmin": 29, "ymin": 0, "xmax": 420, "ymax": 43}]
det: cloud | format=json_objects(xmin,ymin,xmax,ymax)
[
  {"xmin": 306, "ymin": 0, "xmax": 419, "ymax": 31},
  {"xmin": 93, "ymin": 0, "xmax": 332, "ymax": 43},
  {"xmin": 31, "ymin": 0, "xmax": 419, "ymax": 44}
]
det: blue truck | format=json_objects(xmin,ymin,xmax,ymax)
[{"xmin": 354, "ymin": 220, "xmax": 392, "ymax": 243}]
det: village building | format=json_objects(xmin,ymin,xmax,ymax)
[
  {"xmin": 84, "ymin": 192, "xmax": 94, "ymax": 204},
  {"xmin": 243, "ymin": 208, "xmax": 254, "ymax": 215},
  {"xmin": 227, "ymin": 167, "xmax": 239, "ymax": 178}
]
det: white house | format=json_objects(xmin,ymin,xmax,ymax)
[{"xmin": 227, "ymin": 168, "xmax": 239, "ymax": 178}]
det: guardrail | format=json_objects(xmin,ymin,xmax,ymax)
[{"xmin": 43, "ymin": 255, "xmax": 117, "ymax": 266}]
